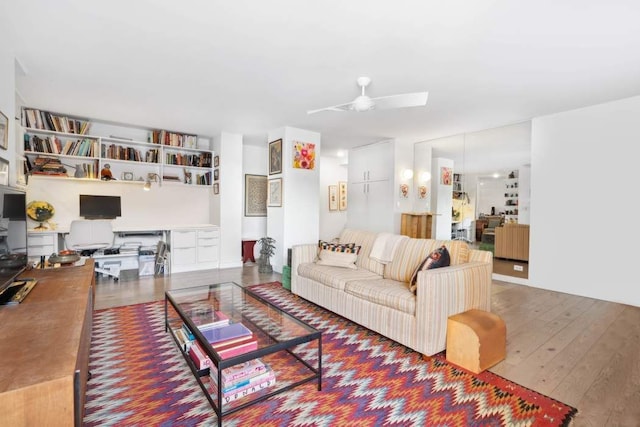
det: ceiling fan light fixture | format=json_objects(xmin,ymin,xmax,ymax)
[{"xmin": 352, "ymin": 95, "xmax": 374, "ymax": 112}]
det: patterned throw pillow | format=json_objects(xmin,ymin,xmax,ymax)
[
  {"xmin": 316, "ymin": 240, "xmax": 361, "ymax": 269},
  {"xmin": 409, "ymin": 245, "xmax": 451, "ymax": 292},
  {"xmin": 318, "ymin": 240, "xmax": 360, "ymax": 254}
]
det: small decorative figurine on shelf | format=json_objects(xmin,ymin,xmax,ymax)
[{"xmin": 100, "ymin": 164, "xmax": 114, "ymax": 181}]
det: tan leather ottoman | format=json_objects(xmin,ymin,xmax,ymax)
[{"xmin": 446, "ymin": 309, "xmax": 506, "ymax": 373}]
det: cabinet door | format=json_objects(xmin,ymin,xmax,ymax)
[
  {"xmin": 367, "ymin": 179, "xmax": 395, "ymax": 232},
  {"xmin": 365, "ymin": 141, "xmax": 393, "ymax": 182},
  {"xmin": 346, "ymin": 182, "xmax": 368, "ymax": 229},
  {"xmin": 348, "ymin": 147, "xmax": 369, "ymax": 184}
]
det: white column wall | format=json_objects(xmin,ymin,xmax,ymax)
[
  {"xmin": 267, "ymin": 127, "xmax": 320, "ymax": 273},
  {"xmin": 0, "ymin": 38, "xmax": 17, "ymax": 187},
  {"xmin": 432, "ymin": 157, "xmax": 453, "ymax": 239},
  {"xmin": 531, "ymin": 95, "xmax": 640, "ymax": 307},
  {"xmin": 214, "ymin": 132, "xmax": 243, "ymax": 269}
]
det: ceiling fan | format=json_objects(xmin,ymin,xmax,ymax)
[{"xmin": 307, "ymin": 76, "xmax": 428, "ymax": 114}]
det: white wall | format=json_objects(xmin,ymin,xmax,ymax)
[
  {"xmin": 319, "ymin": 155, "xmax": 347, "ymax": 241},
  {"xmin": 242, "ymin": 144, "xmax": 267, "ymax": 241},
  {"xmin": 432, "ymin": 157, "xmax": 454, "ymax": 239},
  {"xmin": 214, "ymin": 132, "xmax": 243, "ymax": 269},
  {"xmin": 26, "ymin": 178, "xmax": 211, "ymax": 231},
  {"xmin": 531, "ymin": 95, "xmax": 640, "ymax": 307},
  {"xmin": 267, "ymin": 127, "xmax": 320, "ymax": 273},
  {"xmin": 0, "ymin": 35, "xmax": 17, "ymax": 188}
]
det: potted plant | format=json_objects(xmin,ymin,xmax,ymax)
[{"xmin": 257, "ymin": 236, "xmax": 276, "ymax": 273}]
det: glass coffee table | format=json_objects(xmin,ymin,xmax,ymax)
[{"xmin": 165, "ymin": 282, "xmax": 322, "ymax": 426}]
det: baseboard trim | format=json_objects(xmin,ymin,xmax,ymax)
[{"xmin": 493, "ymin": 273, "xmax": 529, "ymax": 286}]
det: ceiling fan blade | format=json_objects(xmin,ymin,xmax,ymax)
[
  {"xmin": 371, "ymin": 91, "xmax": 429, "ymax": 110},
  {"xmin": 307, "ymin": 101, "xmax": 354, "ymax": 115}
]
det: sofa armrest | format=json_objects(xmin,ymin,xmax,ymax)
[
  {"xmin": 414, "ymin": 261, "xmax": 493, "ymax": 355},
  {"xmin": 291, "ymin": 244, "xmax": 318, "ymax": 293}
]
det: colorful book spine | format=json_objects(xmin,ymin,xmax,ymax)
[
  {"xmin": 188, "ymin": 341, "xmax": 212, "ymax": 370},
  {"xmin": 216, "ymin": 339, "xmax": 258, "ymax": 360},
  {"xmin": 222, "ymin": 376, "xmax": 277, "ymax": 404},
  {"xmin": 220, "ymin": 359, "xmax": 268, "ymax": 383},
  {"xmin": 222, "ymin": 368, "xmax": 275, "ymax": 393}
]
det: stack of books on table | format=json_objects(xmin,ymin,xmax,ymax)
[
  {"xmin": 202, "ymin": 322, "xmax": 258, "ymax": 359},
  {"xmin": 208, "ymin": 358, "xmax": 277, "ymax": 404}
]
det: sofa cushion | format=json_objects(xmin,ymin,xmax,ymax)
[
  {"xmin": 384, "ymin": 239, "xmax": 470, "ymax": 283},
  {"xmin": 338, "ymin": 229, "xmax": 385, "ymax": 275},
  {"xmin": 318, "ymin": 240, "xmax": 359, "ymax": 252},
  {"xmin": 297, "ymin": 262, "xmax": 382, "ymax": 291},
  {"xmin": 344, "ymin": 279, "xmax": 416, "ymax": 315},
  {"xmin": 409, "ymin": 245, "xmax": 451, "ymax": 292},
  {"xmin": 316, "ymin": 249, "xmax": 358, "ymax": 269}
]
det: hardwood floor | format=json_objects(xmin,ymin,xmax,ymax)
[{"xmin": 94, "ymin": 266, "xmax": 640, "ymax": 426}]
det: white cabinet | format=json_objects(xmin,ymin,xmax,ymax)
[
  {"xmin": 27, "ymin": 231, "xmax": 59, "ymax": 266},
  {"xmin": 170, "ymin": 227, "xmax": 219, "ymax": 273},
  {"xmin": 21, "ymin": 108, "xmax": 213, "ymax": 187},
  {"xmin": 347, "ymin": 141, "xmax": 395, "ymax": 232}
]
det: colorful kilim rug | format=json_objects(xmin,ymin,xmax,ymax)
[{"xmin": 84, "ymin": 282, "xmax": 577, "ymax": 426}]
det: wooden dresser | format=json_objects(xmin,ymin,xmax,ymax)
[
  {"xmin": 400, "ymin": 212, "xmax": 433, "ymax": 239},
  {"xmin": 0, "ymin": 261, "xmax": 95, "ymax": 426}
]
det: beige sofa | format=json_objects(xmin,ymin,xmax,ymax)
[{"xmin": 291, "ymin": 229, "xmax": 493, "ymax": 356}]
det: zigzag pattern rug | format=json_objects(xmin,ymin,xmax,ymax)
[{"xmin": 84, "ymin": 282, "xmax": 577, "ymax": 426}]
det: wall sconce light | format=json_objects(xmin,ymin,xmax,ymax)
[
  {"xmin": 420, "ymin": 171, "xmax": 431, "ymax": 182},
  {"xmin": 401, "ymin": 169, "xmax": 414, "ymax": 180},
  {"xmin": 143, "ymin": 173, "xmax": 160, "ymax": 191}
]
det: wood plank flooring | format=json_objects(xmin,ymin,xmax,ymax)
[{"xmin": 94, "ymin": 266, "xmax": 640, "ymax": 426}]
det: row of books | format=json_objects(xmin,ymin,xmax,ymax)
[
  {"xmin": 23, "ymin": 108, "xmax": 91, "ymax": 135},
  {"xmin": 195, "ymin": 171, "xmax": 212, "ymax": 186},
  {"xmin": 101, "ymin": 144, "xmax": 160, "ymax": 163},
  {"xmin": 151, "ymin": 129, "xmax": 197, "ymax": 148},
  {"xmin": 165, "ymin": 152, "xmax": 212, "ymax": 168},
  {"xmin": 24, "ymin": 134, "xmax": 98, "ymax": 158}
]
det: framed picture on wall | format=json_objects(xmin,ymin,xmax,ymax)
[
  {"xmin": 328, "ymin": 185, "xmax": 338, "ymax": 211},
  {"xmin": 213, "ymin": 183, "xmax": 219, "ymax": 194},
  {"xmin": 0, "ymin": 110, "xmax": 8, "ymax": 150},
  {"xmin": 214, "ymin": 155, "xmax": 219, "ymax": 167},
  {"xmin": 269, "ymin": 139, "xmax": 282, "ymax": 175},
  {"xmin": 214, "ymin": 168, "xmax": 219, "ymax": 181},
  {"xmin": 338, "ymin": 181, "xmax": 347, "ymax": 211},
  {"xmin": 267, "ymin": 178, "xmax": 282, "ymax": 207},
  {"xmin": 245, "ymin": 174, "xmax": 267, "ymax": 216}
]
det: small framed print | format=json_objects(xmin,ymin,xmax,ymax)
[
  {"xmin": 269, "ymin": 139, "xmax": 282, "ymax": 175},
  {"xmin": 0, "ymin": 110, "xmax": 8, "ymax": 150},
  {"xmin": 213, "ymin": 183, "xmax": 219, "ymax": 194},
  {"xmin": 267, "ymin": 178, "xmax": 282, "ymax": 207},
  {"xmin": 214, "ymin": 169, "xmax": 219, "ymax": 181},
  {"xmin": 328, "ymin": 185, "xmax": 338, "ymax": 211},
  {"xmin": 214, "ymin": 155, "xmax": 219, "ymax": 167},
  {"xmin": 338, "ymin": 181, "xmax": 347, "ymax": 211},
  {"xmin": 400, "ymin": 184, "xmax": 409, "ymax": 198}
]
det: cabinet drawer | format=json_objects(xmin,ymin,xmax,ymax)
[
  {"xmin": 198, "ymin": 229, "xmax": 219, "ymax": 239},
  {"xmin": 197, "ymin": 237, "xmax": 218, "ymax": 247},
  {"xmin": 29, "ymin": 244, "xmax": 56, "ymax": 257},
  {"xmin": 172, "ymin": 247, "xmax": 196, "ymax": 265},
  {"xmin": 172, "ymin": 230, "xmax": 196, "ymax": 248},
  {"xmin": 197, "ymin": 244, "xmax": 218, "ymax": 263},
  {"xmin": 28, "ymin": 234, "xmax": 55, "ymax": 245}
]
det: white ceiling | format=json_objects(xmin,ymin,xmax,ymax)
[{"xmin": 4, "ymin": 1, "xmax": 640, "ymax": 157}]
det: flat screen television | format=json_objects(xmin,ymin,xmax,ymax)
[
  {"xmin": 0, "ymin": 185, "xmax": 28, "ymax": 294},
  {"xmin": 79, "ymin": 194, "xmax": 122, "ymax": 219}
]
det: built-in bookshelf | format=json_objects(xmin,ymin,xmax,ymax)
[{"xmin": 20, "ymin": 107, "xmax": 213, "ymax": 187}]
